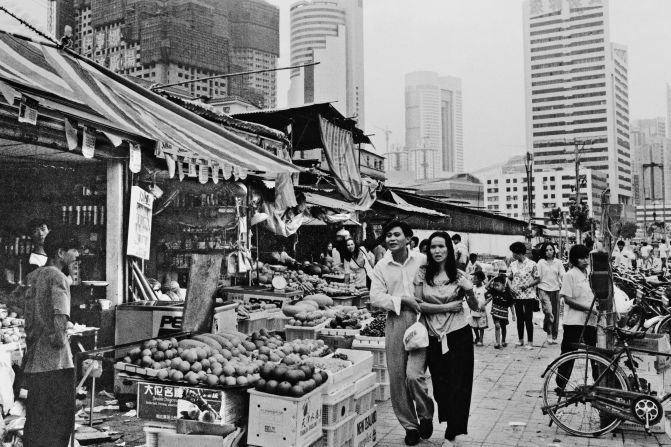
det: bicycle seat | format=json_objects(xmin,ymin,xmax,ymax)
[{"xmin": 613, "ymin": 326, "xmax": 646, "ymax": 340}]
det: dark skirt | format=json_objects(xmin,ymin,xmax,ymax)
[{"xmin": 491, "ymin": 303, "xmax": 509, "ymax": 324}]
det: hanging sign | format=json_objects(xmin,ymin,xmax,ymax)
[
  {"xmin": 177, "ymin": 161, "xmax": 185, "ymax": 181},
  {"xmin": 129, "ymin": 142, "xmax": 141, "ymax": 173},
  {"xmin": 211, "ymin": 162, "xmax": 220, "ymax": 184},
  {"xmin": 165, "ymin": 154, "xmax": 176, "ymax": 178},
  {"xmin": 64, "ymin": 118, "xmax": 78, "ymax": 151},
  {"xmin": 188, "ymin": 161, "xmax": 198, "ymax": 177},
  {"xmin": 82, "ymin": 127, "xmax": 96, "ymax": 158},
  {"xmin": 198, "ymin": 164, "xmax": 209, "ymax": 184},
  {"xmin": 18, "ymin": 95, "xmax": 38, "ymax": 125},
  {"xmin": 127, "ymin": 186, "xmax": 154, "ymax": 260}
]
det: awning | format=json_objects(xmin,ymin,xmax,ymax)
[
  {"xmin": 0, "ymin": 32, "xmax": 299, "ymax": 175},
  {"xmin": 303, "ymin": 192, "xmax": 368, "ymax": 212},
  {"xmin": 375, "ymin": 199, "xmax": 447, "ymax": 217}
]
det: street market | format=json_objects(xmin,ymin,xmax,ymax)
[{"xmin": 2, "ymin": 2, "xmax": 671, "ymax": 447}]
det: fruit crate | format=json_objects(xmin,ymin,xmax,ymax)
[
  {"xmin": 321, "ymin": 319, "xmax": 374, "ymax": 338},
  {"xmin": 354, "ymin": 372, "xmax": 376, "ymax": 395},
  {"xmin": 285, "ymin": 320, "xmax": 331, "ymax": 342},
  {"xmin": 248, "ymin": 386, "xmax": 324, "ymax": 447},
  {"xmin": 313, "ymin": 413, "xmax": 356, "ymax": 447},
  {"xmin": 352, "ymin": 337, "xmax": 386, "ymax": 368},
  {"xmin": 237, "ymin": 316, "xmax": 269, "ymax": 335},
  {"xmin": 372, "ymin": 367, "xmax": 388, "ymax": 385},
  {"xmin": 318, "ymin": 334, "xmax": 355, "ymax": 350},
  {"xmin": 331, "ymin": 296, "xmax": 356, "ymax": 307},
  {"xmin": 353, "ymin": 405, "xmax": 377, "ymax": 447},
  {"xmin": 321, "ymin": 349, "xmax": 374, "ymax": 395},
  {"xmin": 374, "ymin": 382, "xmax": 390, "ymax": 402},
  {"xmin": 354, "ymin": 383, "xmax": 377, "ymax": 416},
  {"xmin": 322, "ymin": 387, "xmax": 355, "ymax": 426},
  {"xmin": 267, "ymin": 314, "xmax": 290, "ymax": 332}
]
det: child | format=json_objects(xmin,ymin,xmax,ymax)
[
  {"xmin": 488, "ymin": 275, "xmax": 516, "ymax": 349},
  {"xmin": 470, "ymin": 271, "xmax": 489, "ymax": 346}
]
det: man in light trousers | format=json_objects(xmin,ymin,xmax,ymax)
[{"xmin": 370, "ymin": 220, "xmax": 433, "ymax": 446}]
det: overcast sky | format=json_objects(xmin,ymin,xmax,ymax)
[{"xmin": 4, "ymin": 0, "xmax": 671, "ymax": 172}]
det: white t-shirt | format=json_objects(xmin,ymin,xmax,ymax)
[
  {"xmin": 659, "ymin": 243, "xmax": 668, "ymax": 259},
  {"xmin": 560, "ymin": 267, "xmax": 597, "ymax": 327},
  {"xmin": 641, "ymin": 245, "xmax": 653, "ymax": 258}
]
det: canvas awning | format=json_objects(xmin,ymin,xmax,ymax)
[
  {"xmin": 0, "ymin": 32, "xmax": 299, "ymax": 175},
  {"xmin": 303, "ymin": 192, "xmax": 368, "ymax": 212},
  {"xmin": 375, "ymin": 199, "xmax": 447, "ymax": 217}
]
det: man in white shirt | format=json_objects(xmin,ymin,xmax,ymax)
[
  {"xmin": 452, "ymin": 234, "xmax": 469, "ymax": 270},
  {"xmin": 370, "ymin": 220, "xmax": 432, "ymax": 446},
  {"xmin": 611, "ymin": 240, "xmax": 630, "ymax": 270},
  {"xmin": 659, "ymin": 239, "xmax": 668, "ymax": 272},
  {"xmin": 640, "ymin": 241, "xmax": 653, "ymax": 260}
]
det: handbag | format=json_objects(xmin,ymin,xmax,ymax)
[{"xmin": 403, "ymin": 314, "xmax": 429, "ymax": 351}]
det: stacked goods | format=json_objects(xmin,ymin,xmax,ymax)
[
  {"xmin": 255, "ymin": 360, "xmax": 328, "ymax": 398},
  {"xmin": 237, "ymin": 303, "xmax": 279, "ymax": 334},
  {"xmin": 115, "ymin": 329, "xmax": 332, "ymax": 389},
  {"xmin": 0, "ymin": 310, "xmax": 25, "ymax": 346},
  {"xmin": 352, "ymin": 314, "xmax": 388, "ymax": 402},
  {"xmin": 319, "ymin": 307, "xmax": 373, "ymax": 350}
]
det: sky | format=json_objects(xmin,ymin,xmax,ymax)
[{"xmin": 3, "ymin": 0, "xmax": 671, "ymax": 172}]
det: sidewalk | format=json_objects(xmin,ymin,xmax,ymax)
[{"xmin": 375, "ymin": 314, "xmax": 671, "ymax": 447}]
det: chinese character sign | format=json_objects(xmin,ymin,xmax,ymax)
[{"xmin": 127, "ymin": 186, "xmax": 154, "ymax": 260}]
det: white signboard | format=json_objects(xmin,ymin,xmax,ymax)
[{"xmin": 127, "ymin": 186, "xmax": 154, "ymax": 260}]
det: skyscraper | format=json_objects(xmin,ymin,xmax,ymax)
[
  {"xmin": 405, "ymin": 71, "xmax": 463, "ymax": 181},
  {"xmin": 71, "ymin": 0, "xmax": 279, "ymax": 107},
  {"xmin": 523, "ymin": 0, "xmax": 632, "ymax": 204},
  {"xmin": 631, "ymin": 117, "xmax": 670, "ymax": 206},
  {"xmin": 287, "ymin": 0, "xmax": 364, "ymax": 128}
]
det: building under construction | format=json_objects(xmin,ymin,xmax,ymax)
[{"xmin": 64, "ymin": 0, "xmax": 278, "ymax": 106}]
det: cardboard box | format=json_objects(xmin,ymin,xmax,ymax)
[
  {"xmin": 354, "ymin": 406, "xmax": 378, "ymax": 447},
  {"xmin": 247, "ymin": 386, "xmax": 323, "ymax": 447}
]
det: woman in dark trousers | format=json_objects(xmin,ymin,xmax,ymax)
[
  {"xmin": 507, "ymin": 242, "xmax": 540, "ymax": 349},
  {"xmin": 414, "ymin": 232, "xmax": 479, "ymax": 447}
]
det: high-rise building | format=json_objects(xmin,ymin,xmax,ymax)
[
  {"xmin": 71, "ymin": 0, "xmax": 279, "ymax": 107},
  {"xmin": 48, "ymin": 0, "xmax": 77, "ymax": 41},
  {"xmin": 523, "ymin": 0, "xmax": 632, "ymax": 204},
  {"xmin": 667, "ymin": 84, "xmax": 671, "ymax": 136},
  {"xmin": 631, "ymin": 117, "xmax": 671, "ymax": 206},
  {"xmin": 287, "ymin": 0, "xmax": 364, "ymax": 128},
  {"xmin": 405, "ymin": 71, "xmax": 464, "ymax": 181}
]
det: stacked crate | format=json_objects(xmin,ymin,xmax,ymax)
[
  {"xmin": 352, "ymin": 336, "xmax": 389, "ymax": 401},
  {"xmin": 352, "ymin": 372, "xmax": 378, "ymax": 447},
  {"xmin": 313, "ymin": 349, "xmax": 374, "ymax": 447}
]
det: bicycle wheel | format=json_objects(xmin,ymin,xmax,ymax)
[{"xmin": 542, "ymin": 351, "xmax": 629, "ymax": 437}]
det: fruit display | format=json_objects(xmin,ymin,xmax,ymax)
[
  {"xmin": 117, "ymin": 329, "xmax": 332, "ymax": 389},
  {"xmin": 302, "ymin": 356, "xmax": 353, "ymax": 373},
  {"xmin": 359, "ymin": 313, "xmax": 387, "ymax": 337},
  {"xmin": 320, "ymin": 281, "xmax": 363, "ymax": 297},
  {"xmin": 255, "ymin": 360, "xmax": 328, "ymax": 398},
  {"xmin": 1, "ymin": 326, "xmax": 22, "ymax": 344},
  {"xmin": 0, "ymin": 311, "xmax": 23, "ymax": 329},
  {"xmin": 285, "ymin": 310, "xmax": 329, "ymax": 327},
  {"xmin": 327, "ymin": 307, "xmax": 371, "ymax": 330},
  {"xmin": 237, "ymin": 303, "xmax": 279, "ymax": 319}
]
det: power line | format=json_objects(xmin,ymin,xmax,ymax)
[
  {"xmin": 0, "ymin": 5, "xmax": 59, "ymax": 46},
  {"xmin": 150, "ymin": 62, "xmax": 320, "ymax": 91}
]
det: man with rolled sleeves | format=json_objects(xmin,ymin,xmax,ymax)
[{"xmin": 370, "ymin": 220, "xmax": 432, "ymax": 446}]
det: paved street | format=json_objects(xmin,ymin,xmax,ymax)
[{"xmin": 375, "ymin": 313, "xmax": 671, "ymax": 447}]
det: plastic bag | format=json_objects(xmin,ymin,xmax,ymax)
[{"xmin": 403, "ymin": 315, "xmax": 429, "ymax": 351}]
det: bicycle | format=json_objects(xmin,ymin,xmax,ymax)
[{"xmin": 540, "ymin": 325, "xmax": 671, "ymax": 437}]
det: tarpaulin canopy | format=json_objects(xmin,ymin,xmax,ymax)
[
  {"xmin": 0, "ymin": 32, "xmax": 299, "ymax": 175},
  {"xmin": 303, "ymin": 192, "xmax": 368, "ymax": 212}
]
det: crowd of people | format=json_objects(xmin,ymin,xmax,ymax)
[
  {"xmin": 368, "ymin": 221, "xmax": 601, "ymax": 447},
  {"xmin": 612, "ymin": 238, "xmax": 669, "ymax": 274}
]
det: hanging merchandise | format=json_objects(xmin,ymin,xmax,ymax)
[
  {"xmin": 18, "ymin": 95, "xmax": 38, "ymax": 125},
  {"xmin": 211, "ymin": 162, "xmax": 220, "ymax": 184},
  {"xmin": 0, "ymin": 80, "xmax": 17, "ymax": 105},
  {"xmin": 198, "ymin": 164, "xmax": 209, "ymax": 184},
  {"xmin": 155, "ymin": 141, "xmax": 170, "ymax": 159},
  {"xmin": 188, "ymin": 161, "xmax": 198, "ymax": 177},
  {"xmin": 64, "ymin": 118, "xmax": 78, "ymax": 150},
  {"xmin": 129, "ymin": 142, "xmax": 141, "ymax": 173},
  {"xmin": 165, "ymin": 154, "xmax": 176, "ymax": 178},
  {"xmin": 103, "ymin": 130, "xmax": 123, "ymax": 147},
  {"xmin": 222, "ymin": 163, "xmax": 232, "ymax": 180},
  {"xmin": 232, "ymin": 166, "xmax": 240, "ymax": 181},
  {"xmin": 82, "ymin": 127, "xmax": 96, "ymax": 158},
  {"xmin": 238, "ymin": 168, "xmax": 248, "ymax": 180},
  {"xmin": 177, "ymin": 160, "xmax": 185, "ymax": 181}
]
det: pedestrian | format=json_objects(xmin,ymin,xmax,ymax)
[
  {"xmin": 660, "ymin": 239, "xmax": 668, "ymax": 272},
  {"xmin": 418, "ymin": 239, "xmax": 429, "ymax": 255},
  {"xmin": 556, "ymin": 244, "xmax": 599, "ymax": 391},
  {"xmin": 451, "ymin": 234, "xmax": 469, "ymax": 270},
  {"xmin": 410, "ymin": 236, "xmax": 420, "ymax": 253},
  {"xmin": 537, "ymin": 242, "xmax": 564, "ymax": 345},
  {"xmin": 26, "ymin": 218, "xmax": 50, "ymax": 274},
  {"xmin": 370, "ymin": 220, "xmax": 432, "ymax": 446},
  {"xmin": 507, "ymin": 241, "xmax": 540, "ymax": 349},
  {"xmin": 465, "ymin": 253, "xmax": 482, "ymax": 275},
  {"xmin": 23, "ymin": 228, "xmax": 80, "ymax": 447},
  {"xmin": 488, "ymin": 275, "xmax": 516, "ymax": 349},
  {"xmin": 343, "ymin": 237, "xmax": 374, "ymax": 288},
  {"xmin": 413, "ymin": 231, "xmax": 478, "ymax": 446},
  {"xmin": 469, "ymin": 270, "xmax": 488, "ymax": 346}
]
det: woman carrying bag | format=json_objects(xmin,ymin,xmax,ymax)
[
  {"xmin": 343, "ymin": 237, "xmax": 375, "ymax": 288},
  {"xmin": 414, "ymin": 231, "xmax": 479, "ymax": 447}
]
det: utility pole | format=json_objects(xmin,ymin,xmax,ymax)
[
  {"xmin": 525, "ymin": 152, "xmax": 534, "ymax": 239},
  {"xmin": 571, "ymin": 138, "xmax": 594, "ymax": 243},
  {"xmin": 642, "ymin": 143, "xmax": 665, "ymax": 241}
]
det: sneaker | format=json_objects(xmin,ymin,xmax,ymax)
[
  {"xmin": 551, "ymin": 338, "xmax": 559, "ymax": 344},
  {"xmin": 405, "ymin": 430, "xmax": 420, "ymax": 446},
  {"xmin": 502, "ymin": 342, "xmax": 507, "ymax": 347},
  {"xmin": 494, "ymin": 344, "xmax": 501, "ymax": 349},
  {"xmin": 524, "ymin": 344, "xmax": 534, "ymax": 350},
  {"xmin": 548, "ymin": 338, "xmax": 558, "ymax": 345},
  {"xmin": 419, "ymin": 419, "xmax": 433, "ymax": 439},
  {"xmin": 476, "ymin": 341, "xmax": 484, "ymax": 347},
  {"xmin": 515, "ymin": 340, "xmax": 524, "ymax": 347}
]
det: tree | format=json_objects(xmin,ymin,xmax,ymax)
[
  {"xmin": 619, "ymin": 221, "xmax": 638, "ymax": 240},
  {"xmin": 568, "ymin": 201, "xmax": 591, "ymax": 232}
]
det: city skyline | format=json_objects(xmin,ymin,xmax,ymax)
[{"xmin": 4, "ymin": 0, "xmax": 671, "ymax": 174}]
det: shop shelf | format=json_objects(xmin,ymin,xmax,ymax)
[
  {"xmin": 374, "ymin": 382, "xmax": 390, "ymax": 402},
  {"xmin": 313, "ymin": 413, "xmax": 356, "ymax": 447},
  {"xmin": 354, "ymin": 383, "xmax": 377, "ymax": 416},
  {"xmin": 322, "ymin": 387, "xmax": 355, "ymax": 427},
  {"xmin": 285, "ymin": 320, "xmax": 330, "ymax": 341}
]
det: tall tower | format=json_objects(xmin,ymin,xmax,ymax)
[
  {"xmin": 405, "ymin": 71, "xmax": 463, "ymax": 181},
  {"xmin": 523, "ymin": 0, "xmax": 632, "ymax": 204},
  {"xmin": 288, "ymin": 0, "xmax": 365, "ymax": 128}
]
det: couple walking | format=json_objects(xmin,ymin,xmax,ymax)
[{"xmin": 370, "ymin": 221, "xmax": 479, "ymax": 446}]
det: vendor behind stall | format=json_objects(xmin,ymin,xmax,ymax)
[
  {"xmin": 268, "ymin": 241, "xmax": 297, "ymax": 267},
  {"xmin": 23, "ymin": 228, "xmax": 79, "ymax": 447},
  {"xmin": 26, "ymin": 219, "xmax": 50, "ymax": 275}
]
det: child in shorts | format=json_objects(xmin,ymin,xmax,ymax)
[
  {"xmin": 470, "ymin": 271, "xmax": 489, "ymax": 346},
  {"xmin": 488, "ymin": 275, "xmax": 516, "ymax": 349}
]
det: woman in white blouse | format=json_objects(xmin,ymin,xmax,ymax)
[{"xmin": 537, "ymin": 242, "xmax": 565, "ymax": 345}]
